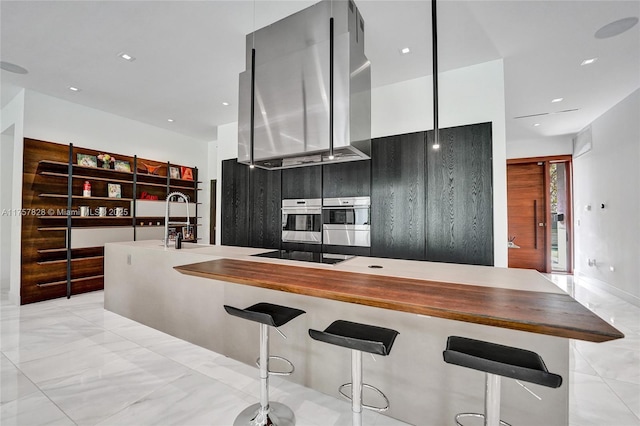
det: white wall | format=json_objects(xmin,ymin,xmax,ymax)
[
  {"xmin": 23, "ymin": 90, "xmax": 212, "ymax": 245},
  {"xmin": 1, "ymin": 89, "xmax": 213, "ymax": 304},
  {"xmin": 506, "ymin": 135, "xmax": 573, "ymax": 159},
  {"xmin": 214, "ymin": 59, "xmax": 508, "ymax": 266},
  {"xmin": 214, "ymin": 122, "xmax": 239, "ymax": 245},
  {"xmin": 0, "ymin": 90, "xmax": 25, "ymax": 304},
  {"xmin": 371, "ymin": 59, "xmax": 507, "ymax": 266},
  {"xmin": 1, "ymin": 128, "xmax": 15, "ymax": 292},
  {"xmin": 573, "ymin": 89, "xmax": 640, "ymax": 304}
]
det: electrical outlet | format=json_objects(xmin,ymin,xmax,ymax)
[{"xmin": 127, "ymin": 254, "xmax": 132, "ymax": 265}]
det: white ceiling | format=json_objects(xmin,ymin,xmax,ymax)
[{"xmin": 1, "ymin": 1, "xmax": 638, "ymax": 143}]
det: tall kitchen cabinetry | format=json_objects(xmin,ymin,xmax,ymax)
[
  {"xmin": 371, "ymin": 131, "xmax": 426, "ymax": 260},
  {"xmin": 220, "ymin": 122, "xmax": 493, "ymax": 266},
  {"xmin": 322, "ymin": 160, "xmax": 370, "ymax": 198},
  {"xmin": 281, "ymin": 166, "xmax": 322, "ymax": 199},
  {"xmin": 221, "ymin": 159, "xmax": 281, "ymax": 249},
  {"xmin": 425, "ymin": 122, "xmax": 494, "ymax": 266},
  {"xmin": 370, "ymin": 123, "xmax": 493, "ymax": 265},
  {"xmin": 21, "ymin": 138, "xmax": 200, "ymax": 305}
]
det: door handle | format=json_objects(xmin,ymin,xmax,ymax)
[{"xmin": 533, "ymin": 200, "xmax": 537, "ymax": 249}]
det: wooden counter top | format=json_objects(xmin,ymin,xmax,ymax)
[{"xmin": 174, "ymin": 258, "xmax": 624, "ymax": 343}]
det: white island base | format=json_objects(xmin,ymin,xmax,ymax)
[{"xmin": 104, "ymin": 241, "xmax": 569, "ymax": 426}]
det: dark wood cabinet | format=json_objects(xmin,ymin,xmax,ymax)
[
  {"xmin": 371, "ymin": 132, "xmax": 426, "ymax": 260},
  {"xmin": 281, "ymin": 166, "xmax": 322, "ymax": 199},
  {"xmin": 322, "ymin": 160, "xmax": 371, "ymax": 198},
  {"xmin": 426, "ymin": 122, "xmax": 493, "ymax": 266},
  {"xmin": 249, "ymin": 167, "xmax": 282, "ymax": 249},
  {"xmin": 221, "ymin": 159, "xmax": 249, "ymax": 247}
]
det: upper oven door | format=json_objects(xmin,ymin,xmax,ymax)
[
  {"xmin": 282, "ymin": 210, "xmax": 322, "ymax": 232},
  {"xmin": 322, "ymin": 206, "xmax": 370, "ymax": 226}
]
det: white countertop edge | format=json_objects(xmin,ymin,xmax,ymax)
[{"xmin": 106, "ymin": 240, "xmax": 565, "ymax": 294}]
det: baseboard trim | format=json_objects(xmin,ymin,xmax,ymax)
[{"xmin": 575, "ymin": 271, "xmax": 640, "ymax": 308}]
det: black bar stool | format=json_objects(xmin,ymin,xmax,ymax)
[
  {"xmin": 224, "ymin": 302, "xmax": 306, "ymax": 426},
  {"xmin": 309, "ymin": 320, "xmax": 399, "ymax": 426},
  {"xmin": 443, "ymin": 336, "xmax": 563, "ymax": 426}
]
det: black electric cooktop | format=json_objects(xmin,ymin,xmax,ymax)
[{"xmin": 252, "ymin": 250, "xmax": 354, "ymax": 265}]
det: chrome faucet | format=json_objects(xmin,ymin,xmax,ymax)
[{"xmin": 164, "ymin": 191, "xmax": 190, "ymax": 248}]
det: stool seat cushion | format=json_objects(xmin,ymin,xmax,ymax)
[
  {"xmin": 224, "ymin": 303, "xmax": 305, "ymax": 327},
  {"xmin": 443, "ymin": 336, "xmax": 562, "ymax": 388},
  {"xmin": 309, "ymin": 320, "xmax": 399, "ymax": 356}
]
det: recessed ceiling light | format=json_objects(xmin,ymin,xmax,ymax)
[
  {"xmin": 533, "ymin": 123, "xmax": 541, "ymax": 127},
  {"xmin": 581, "ymin": 57, "xmax": 598, "ymax": 66},
  {"xmin": 167, "ymin": 118, "xmax": 174, "ymax": 122},
  {"xmin": 595, "ymin": 17, "xmax": 639, "ymax": 39},
  {"xmin": 222, "ymin": 102, "xmax": 230, "ymax": 106},
  {"xmin": 400, "ymin": 47, "xmax": 411, "ymax": 54},
  {"xmin": 0, "ymin": 61, "xmax": 29, "ymax": 74},
  {"xmin": 69, "ymin": 86, "xmax": 81, "ymax": 92},
  {"xmin": 551, "ymin": 98, "xmax": 564, "ymax": 103},
  {"xmin": 118, "ymin": 52, "xmax": 136, "ymax": 62}
]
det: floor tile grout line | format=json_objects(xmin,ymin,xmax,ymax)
[{"xmin": 0, "ymin": 349, "xmax": 79, "ymax": 426}]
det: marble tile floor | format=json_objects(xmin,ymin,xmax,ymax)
[{"xmin": 1, "ymin": 275, "xmax": 638, "ymax": 426}]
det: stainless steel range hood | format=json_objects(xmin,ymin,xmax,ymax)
[{"xmin": 238, "ymin": 0, "xmax": 371, "ymax": 170}]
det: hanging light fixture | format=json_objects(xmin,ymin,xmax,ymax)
[
  {"xmin": 328, "ymin": 0, "xmax": 335, "ymax": 161},
  {"xmin": 431, "ymin": 0, "xmax": 440, "ymax": 150},
  {"xmin": 249, "ymin": 0, "xmax": 256, "ymax": 168}
]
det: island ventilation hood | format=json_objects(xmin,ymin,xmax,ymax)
[{"xmin": 238, "ymin": 0, "xmax": 371, "ymax": 169}]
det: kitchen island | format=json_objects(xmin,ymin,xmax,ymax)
[{"xmin": 104, "ymin": 241, "xmax": 623, "ymax": 425}]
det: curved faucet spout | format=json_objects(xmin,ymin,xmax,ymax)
[{"xmin": 164, "ymin": 191, "xmax": 190, "ymax": 248}]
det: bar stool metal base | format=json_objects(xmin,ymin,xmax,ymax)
[
  {"xmin": 454, "ymin": 413, "xmax": 511, "ymax": 426},
  {"xmin": 233, "ymin": 402, "xmax": 296, "ymax": 426}
]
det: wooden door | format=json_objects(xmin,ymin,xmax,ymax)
[{"xmin": 507, "ymin": 162, "xmax": 546, "ymax": 271}]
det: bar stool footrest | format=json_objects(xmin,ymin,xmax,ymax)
[
  {"xmin": 455, "ymin": 413, "xmax": 511, "ymax": 426},
  {"xmin": 255, "ymin": 355, "xmax": 295, "ymax": 376},
  {"xmin": 338, "ymin": 382, "xmax": 390, "ymax": 412}
]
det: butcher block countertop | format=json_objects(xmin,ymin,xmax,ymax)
[{"xmin": 174, "ymin": 257, "xmax": 624, "ymax": 343}]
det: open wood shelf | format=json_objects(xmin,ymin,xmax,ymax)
[
  {"xmin": 39, "ymin": 193, "xmax": 134, "ymax": 202},
  {"xmin": 37, "ymin": 248, "xmax": 67, "ymax": 254},
  {"xmin": 24, "ymin": 139, "xmax": 200, "ymax": 304},
  {"xmin": 169, "ymin": 185, "xmax": 197, "ymax": 190},
  {"xmin": 37, "ymin": 255, "xmax": 104, "ymax": 265},
  {"xmin": 36, "ymin": 275, "xmax": 105, "ymax": 288},
  {"xmin": 40, "ymin": 171, "xmax": 133, "ymax": 185},
  {"xmin": 38, "ymin": 216, "xmax": 132, "ymax": 219}
]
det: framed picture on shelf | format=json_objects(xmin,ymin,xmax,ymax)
[
  {"xmin": 114, "ymin": 160, "xmax": 131, "ymax": 172},
  {"xmin": 108, "ymin": 183, "xmax": 122, "ymax": 198},
  {"xmin": 182, "ymin": 225, "xmax": 194, "ymax": 241},
  {"xmin": 170, "ymin": 166, "xmax": 181, "ymax": 179},
  {"xmin": 180, "ymin": 166, "xmax": 194, "ymax": 181},
  {"xmin": 77, "ymin": 153, "xmax": 97, "ymax": 168}
]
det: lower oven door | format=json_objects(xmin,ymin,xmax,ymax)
[
  {"xmin": 282, "ymin": 209, "xmax": 322, "ymax": 244},
  {"xmin": 322, "ymin": 224, "xmax": 370, "ymax": 247},
  {"xmin": 282, "ymin": 230, "xmax": 322, "ymax": 244}
]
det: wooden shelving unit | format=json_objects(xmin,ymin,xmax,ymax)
[{"xmin": 21, "ymin": 138, "xmax": 200, "ymax": 305}]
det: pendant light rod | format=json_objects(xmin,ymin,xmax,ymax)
[
  {"xmin": 250, "ymin": 48, "xmax": 256, "ymax": 168},
  {"xmin": 329, "ymin": 16, "xmax": 335, "ymax": 160},
  {"xmin": 431, "ymin": 0, "xmax": 440, "ymax": 150},
  {"xmin": 249, "ymin": 0, "xmax": 256, "ymax": 168}
]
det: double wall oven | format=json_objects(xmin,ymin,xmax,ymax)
[
  {"xmin": 281, "ymin": 196, "xmax": 371, "ymax": 248},
  {"xmin": 281, "ymin": 199, "xmax": 322, "ymax": 244},
  {"xmin": 322, "ymin": 196, "xmax": 371, "ymax": 247}
]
